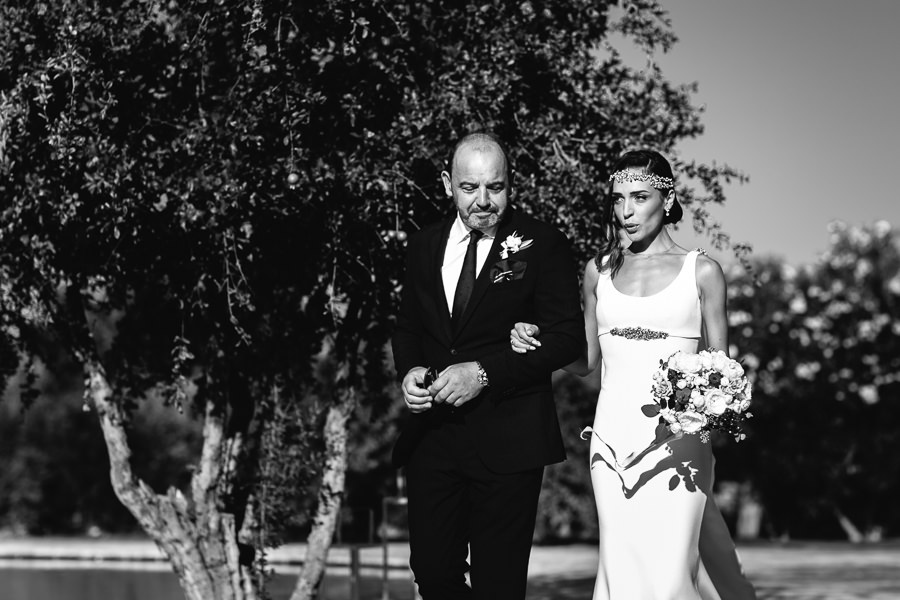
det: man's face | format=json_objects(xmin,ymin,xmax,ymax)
[{"xmin": 441, "ymin": 143, "xmax": 509, "ymax": 231}]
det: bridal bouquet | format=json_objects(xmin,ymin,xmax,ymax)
[{"xmin": 644, "ymin": 349, "xmax": 752, "ymax": 443}]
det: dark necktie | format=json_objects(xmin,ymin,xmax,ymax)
[{"xmin": 451, "ymin": 229, "xmax": 483, "ymax": 327}]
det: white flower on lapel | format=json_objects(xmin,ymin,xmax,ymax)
[{"xmin": 499, "ymin": 231, "xmax": 534, "ymax": 259}]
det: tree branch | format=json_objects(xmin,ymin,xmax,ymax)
[{"xmin": 193, "ymin": 394, "xmax": 227, "ymax": 521}]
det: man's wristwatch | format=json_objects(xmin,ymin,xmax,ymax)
[{"xmin": 475, "ymin": 361, "xmax": 490, "ymax": 387}]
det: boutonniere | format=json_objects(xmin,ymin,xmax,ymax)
[{"xmin": 499, "ymin": 231, "xmax": 534, "ymax": 260}]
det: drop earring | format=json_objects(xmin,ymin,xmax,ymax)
[{"xmin": 665, "ymin": 206, "xmax": 671, "ymax": 217}]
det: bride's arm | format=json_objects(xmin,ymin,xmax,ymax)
[
  {"xmin": 570, "ymin": 261, "xmax": 601, "ymax": 375},
  {"xmin": 697, "ymin": 254, "xmax": 729, "ymax": 355},
  {"xmin": 511, "ymin": 261, "xmax": 601, "ymax": 376}
]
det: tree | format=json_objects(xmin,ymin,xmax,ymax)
[
  {"xmin": 1, "ymin": 1, "xmax": 747, "ymax": 598},
  {"xmin": 1, "ymin": 2, "xmax": 321, "ymax": 598}
]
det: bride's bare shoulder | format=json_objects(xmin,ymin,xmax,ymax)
[
  {"xmin": 583, "ymin": 258, "xmax": 601, "ymax": 289},
  {"xmin": 694, "ymin": 251, "xmax": 726, "ymax": 288}
]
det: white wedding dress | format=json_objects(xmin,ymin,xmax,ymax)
[{"xmin": 587, "ymin": 250, "xmax": 756, "ymax": 600}]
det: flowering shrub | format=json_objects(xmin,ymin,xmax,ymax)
[{"xmin": 727, "ymin": 220, "xmax": 900, "ymax": 540}]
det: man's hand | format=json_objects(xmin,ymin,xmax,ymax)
[
  {"xmin": 401, "ymin": 367, "xmax": 434, "ymax": 413},
  {"xmin": 430, "ymin": 362, "xmax": 485, "ymax": 407}
]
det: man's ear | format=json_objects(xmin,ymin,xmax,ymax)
[{"xmin": 441, "ymin": 170, "xmax": 453, "ymax": 197}]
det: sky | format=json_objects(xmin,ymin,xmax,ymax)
[{"xmin": 613, "ymin": 0, "xmax": 900, "ymax": 266}]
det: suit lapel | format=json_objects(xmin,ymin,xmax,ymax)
[
  {"xmin": 431, "ymin": 218, "xmax": 455, "ymax": 343},
  {"xmin": 452, "ymin": 211, "xmax": 518, "ymax": 338}
]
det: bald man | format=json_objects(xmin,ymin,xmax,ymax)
[{"xmin": 391, "ymin": 132, "xmax": 584, "ymax": 600}]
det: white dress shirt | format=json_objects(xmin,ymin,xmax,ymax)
[{"xmin": 441, "ymin": 215, "xmax": 497, "ymax": 315}]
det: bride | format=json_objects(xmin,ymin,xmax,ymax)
[{"xmin": 511, "ymin": 150, "xmax": 756, "ymax": 599}]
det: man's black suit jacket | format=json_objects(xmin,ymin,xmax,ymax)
[{"xmin": 391, "ymin": 209, "xmax": 584, "ymax": 474}]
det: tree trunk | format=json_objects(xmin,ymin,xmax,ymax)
[
  {"xmin": 87, "ymin": 359, "xmax": 259, "ymax": 600},
  {"xmin": 291, "ymin": 384, "xmax": 357, "ymax": 600},
  {"xmin": 735, "ymin": 483, "xmax": 762, "ymax": 540},
  {"xmin": 833, "ymin": 507, "xmax": 863, "ymax": 543}
]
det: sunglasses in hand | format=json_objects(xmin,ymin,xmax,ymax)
[{"xmin": 422, "ymin": 367, "xmax": 438, "ymax": 389}]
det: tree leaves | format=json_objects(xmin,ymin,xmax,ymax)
[{"xmin": 0, "ymin": 0, "xmax": 751, "ymax": 546}]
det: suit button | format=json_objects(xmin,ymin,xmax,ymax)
[{"xmin": 450, "ymin": 349, "xmax": 458, "ymax": 356}]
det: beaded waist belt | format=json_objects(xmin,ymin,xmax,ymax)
[{"xmin": 609, "ymin": 326, "xmax": 668, "ymax": 340}]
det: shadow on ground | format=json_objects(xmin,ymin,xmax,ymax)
[{"xmin": 527, "ymin": 575, "xmax": 594, "ymax": 599}]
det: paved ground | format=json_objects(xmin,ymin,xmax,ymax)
[
  {"xmin": 732, "ymin": 542, "xmax": 900, "ymax": 600},
  {"xmin": 523, "ymin": 542, "xmax": 900, "ymax": 600},
  {"xmin": 348, "ymin": 541, "xmax": 900, "ymax": 600},
  {"xmin": 1, "ymin": 538, "xmax": 899, "ymax": 599}
]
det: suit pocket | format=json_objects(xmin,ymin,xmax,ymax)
[{"xmin": 489, "ymin": 259, "xmax": 527, "ymax": 284}]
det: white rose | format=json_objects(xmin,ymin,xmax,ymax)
[
  {"xmin": 699, "ymin": 352, "xmax": 714, "ymax": 370},
  {"xmin": 690, "ymin": 389, "xmax": 706, "ymax": 409},
  {"xmin": 710, "ymin": 350, "xmax": 730, "ymax": 371},
  {"xmin": 667, "ymin": 351, "xmax": 685, "ymax": 370},
  {"xmin": 678, "ymin": 410, "xmax": 706, "ymax": 434},
  {"xmin": 676, "ymin": 378, "xmax": 688, "ymax": 389},
  {"xmin": 669, "ymin": 421, "xmax": 683, "ymax": 435},
  {"xmin": 726, "ymin": 378, "xmax": 746, "ymax": 395},
  {"xmin": 653, "ymin": 379, "xmax": 673, "ymax": 398},
  {"xmin": 723, "ymin": 359, "xmax": 745, "ymax": 381},
  {"xmin": 673, "ymin": 352, "xmax": 702, "ymax": 374},
  {"xmin": 705, "ymin": 389, "xmax": 730, "ymax": 415}
]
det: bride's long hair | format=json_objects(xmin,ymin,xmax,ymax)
[{"xmin": 594, "ymin": 150, "xmax": 682, "ymax": 277}]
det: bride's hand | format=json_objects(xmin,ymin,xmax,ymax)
[{"xmin": 510, "ymin": 322, "xmax": 541, "ymax": 353}]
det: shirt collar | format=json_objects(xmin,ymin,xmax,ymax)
[{"xmin": 449, "ymin": 214, "xmax": 498, "ymax": 246}]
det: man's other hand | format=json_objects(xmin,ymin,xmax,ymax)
[
  {"xmin": 430, "ymin": 362, "xmax": 485, "ymax": 408},
  {"xmin": 401, "ymin": 367, "xmax": 434, "ymax": 413}
]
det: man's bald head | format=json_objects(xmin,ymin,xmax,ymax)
[{"xmin": 447, "ymin": 132, "xmax": 512, "ymax": 186}]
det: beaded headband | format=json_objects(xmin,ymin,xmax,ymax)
[{"xmin": 609, "ymin": 169, "xmax": 674, "ymax": 189}]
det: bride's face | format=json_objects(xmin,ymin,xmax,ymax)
[{"xmin": 611, "ymin": 175, "xmax": 668, "ymax": 245}]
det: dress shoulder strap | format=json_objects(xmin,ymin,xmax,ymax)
[
  {"xmin": 685, "ymin": 248, "xmax": 701, "ymax": 276},
  {"xmin": 686, "ymin": 248, "xmax": 710, "ymax": 280},
  {"xmin": 664, "ymin": 249, "xmax": 701, "ymax": 295}
]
